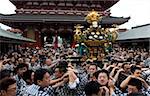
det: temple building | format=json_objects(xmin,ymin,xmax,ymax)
[
  {"xmin": 0, "ymin": 27, "xmax": 35, "ymax": 54},
  {"xmin": 117, "ymin": 24, "xmax": 150, "ymax": 50},
  {"xmin": 0, "ymin": 0, "xmax": 129, "ymax": 48}
]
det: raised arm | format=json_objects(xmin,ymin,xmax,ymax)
[{"xmin": 120, "ymin": 75, "xmax": 132, "ymax": 89}]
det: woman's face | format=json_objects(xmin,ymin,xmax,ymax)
[
  {"xmin": 98, "ymin": 73, "xmax": 109, "ymax": 86},
  {"xmin": 6, "ymin": 83, "xmax": 16, "ymax": 96},
  {"xmin": 88, "ymin": 65, "xmax": 97, "ymax": 74},
  {"xmin": 133, "ymin": 69, "xmax": 141, "ymax": 77},
  {"xmin": 18, "ymin": 67, "xmax": 27, "ymax": 76}
]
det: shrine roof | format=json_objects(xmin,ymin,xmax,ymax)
[
  {"xmin": 118, "ymin": 24, "xmax": 150, "ymax": 40},
  {"xmin": 0, "ymin": 27, "xmax": 36, "ymax": 43},
  {"xmin": 10, "ymin": 0, "xmax": 119, "ymax": 5},
  {"xmin": 0, "ymin": 14, "xmax": 130, "ymax": 25}
]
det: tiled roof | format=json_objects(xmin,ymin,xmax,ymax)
[
  {"xmin": 0, "ymin": 14, "xmax": 130, "ymax": 25},
  {"xmin": 118, "ymin": 24, "xmax": 150, "ymax": 40},
  {"xmin": 0, "ymin": 27, "xmax": 36, "ymax": 43}
]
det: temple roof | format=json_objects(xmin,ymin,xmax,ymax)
[
  {"xmin": 118, "ymin": 24, "xmax": 150, "ymax": 40},
  {"xmin": 0, "ymin": 14, "xmax": 130, "ymax": 27},
  {"xmin": 10, "ymin": 0, "xmax": 119, "ymax": 11},
  {"xmin": 0, "ymin": 27, "xmax": 36, "ymax": 43}
]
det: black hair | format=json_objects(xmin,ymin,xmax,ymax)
[
  {"xmin": 15, "ymin": 63, "xmax": 28, "ymax": 72},
  {"xmin": 34, "ymin": 68, "xmax": 49, "ymax": 85},
  {"xmin": 86, "ymin": 61, "xmax": 92, "ymax": 64},
  {"xmin": 22, "ymin": 70, "xmax": 34, "ymax": 85},
  {"xmin": 111, "ymin": 60, "xmax": 117, "ymax": 65},
  {"xmin": 0, "ymin": 69, "xmax": 11, "ymax": 79},
  {"xmin": 0, "ymin": 77, "xmax": 16, "ymax": 91},
  {"xmin": 84, "ymin": 81, "xmax": 100, "ymax": 96},
  {"xmin": 122, "ymin": 62, "xmax": 129, "ymax": 69},
  {"xmin": 58, "ymin": 61, "xmax": 68, "ymax": 68},
  {"xmin": 130, "ymin": 65, "xmax": 141, "ymax": 74},
  {"xmin": 88, "ymin": 63, "xmax": 98, "ymax": 70},
  {"xmin": 55, "ymin": 65, "xmax": 67, "ymax": 73},
  {"xmin": 95, "ymin": 69, "xmax": 109, "ymax": 79},
  {"xmin": 128, "ymin": 78, "xmax": 142, "ymax": 90}
]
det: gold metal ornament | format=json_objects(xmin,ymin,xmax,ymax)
[
  {"xmin": 74, "ymin": 24, "xmax": 84, "ymax": 42},
  {"xmin": 73, "ymin": 10, "xmax": 118, "ymax": 61},
  {"xmin": 85, "ymin": 9, "xmax": 102, "ymax": 24}
]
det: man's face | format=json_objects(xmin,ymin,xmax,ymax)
[
  {"xmin": 54, "ymin": 68, "xmax": 63, "ymax": 78},
  {"xmin": 98, "ymin": 73, "xmax": 108, "ymax": 86},
  {"xmin": 40, "ymin": 72, "xmax": 51, "ymax": 87},
  {"xmin": 88, "ymin": 65, "xmax": 97, "ymax": 74},
  {"xmin": 128, "ymin": 85, "xmax": 139, "ymax": 94},
  {"xmin": 18, "ymin": 67, "xmax": 27, "ymax": 76},
  {"xmin": 11, "ymin": 57, "xmax": 15, "ymax": 63},
  {"xmin": 45, "ymin": 59, "xmax": 52, "ymax": 66},
  {"xmin": 124, "ymin": 64, "xmax": 130, "ymax": 73},
  {"xmin": 129, "ymin": 53, "xmax": 133, "ymax": 57},
  {"xmin": 6, "ymin": 83, "xmax": 16, "ymax": 96}
]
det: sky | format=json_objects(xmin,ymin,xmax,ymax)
[{"xmin": 0, "ymin": 0, "xmax": 150, "ymax": 30}]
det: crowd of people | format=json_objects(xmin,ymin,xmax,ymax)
[{"xmin": 0, "ymin": 44, "xmax": 150, "ymax": 96}]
